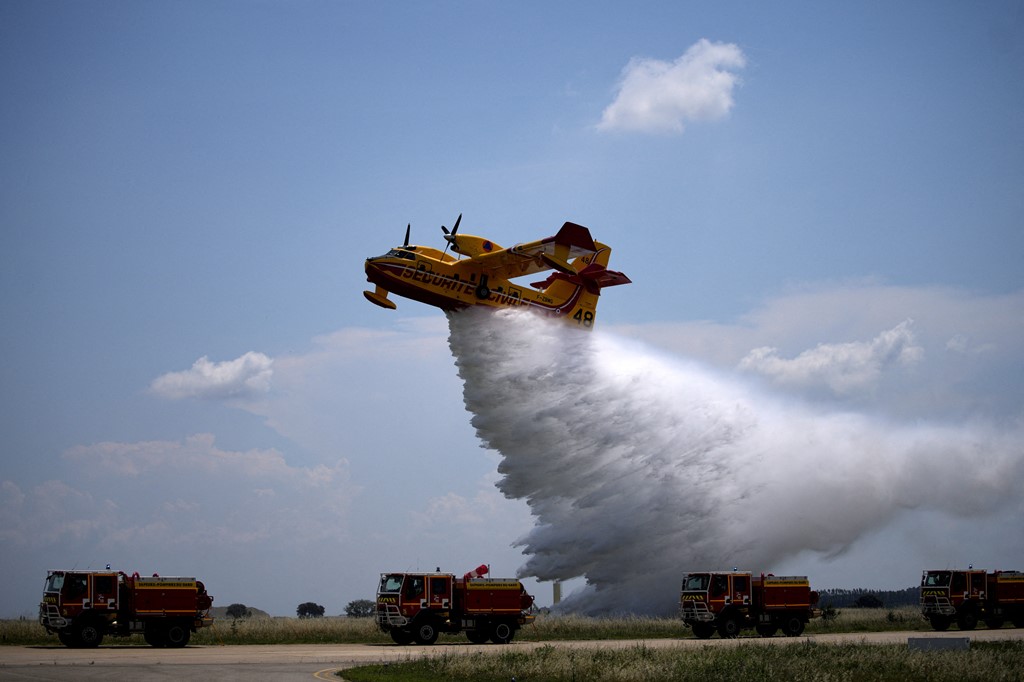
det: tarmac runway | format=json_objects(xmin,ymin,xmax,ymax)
[{"xmin": 2, "ymin": 628, "xmax": 1021, "ymax": 681}]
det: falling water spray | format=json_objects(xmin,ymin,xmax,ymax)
[{"xmin": 447, "ymin": 308, "xmax": 1023, "ymax": 614}]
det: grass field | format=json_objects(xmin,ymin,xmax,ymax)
[
  {"xmin": 339, "ymin": 640, "xmax": 1024, "ymax": 682},
  {"xmin": 0, "ymin": 606, "xmax": 993, "ymax": 646}
]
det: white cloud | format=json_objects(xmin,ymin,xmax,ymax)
[
  {"xmin": 1, "ymin": 434, "xmax": 356, "ymax": 578},
  {"xmin": 738, "ymin": 319, "xmax": 923, "ymax": 395},
  {"xmin": 597, "ymin": 38, "xmax": 746, "ymax": 134},
  {"xmin": 149, "ymin": 352, "xmax": 273, "ymax": 400},
  {"xmin": 613, "ymin": 284, "xmax": 1024, "ymax": 420}
]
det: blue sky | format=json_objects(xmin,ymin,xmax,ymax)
[{"xmin": 1, "ymin": 1, "xmax": 1022, "ymax": 617}]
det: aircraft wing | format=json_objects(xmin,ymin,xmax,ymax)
[{"xmin": 469, "ymin": 222, "xmax": 599, "ymax": 279}]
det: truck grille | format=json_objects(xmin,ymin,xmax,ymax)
[
  {"xmin": 680, "ymin": 599, "xmax": 714, "ymax": 622},
  {"xmin": 920, "ymin": 595, "xmax": 956, "ymax": 616},
  {"xmin": 38, "ymin": 603, "xmax": 67, "ymax": 629},
  {"xmin": 376, "ymin": 604, "xmax": 408, "ymax": 628}
]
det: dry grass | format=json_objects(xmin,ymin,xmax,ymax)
[
  {"xmin": 0, "ymin": 606, "xmax": 975, "ymax": 647},
  {"xmin": 342, "ymin": 640, "xmax": 1024, "ymax": 682}
]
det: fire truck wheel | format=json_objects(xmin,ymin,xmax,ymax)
[
  {"xmin": 928, "ymin": 616, "xmax": 951, "ymax": 631},
  {"xmin": 957, "ymin": 611, "xmax": 978, "ymax": 631},
  {"xmin": 57, "ymin": 631, "xmax": 75, "ymax": 647},
  {"xmin": 490, "ymin": 620, "xmax": 515, "ymax": 644},
  {"xmin": 73, "ymin": 620, "xmax": 104, "ymax": 648},
  {"xmin": 144, "ymin": 625, "xmax": 166, "ymax": 647},
  {"xmin": 717, "ymin": 616, "xmax": 740, "ymax": 639},
  {"xmin": 755, "ymin": 623, "xmax": 778, "ymax": 637},
  {"xmin": 389, "ymin": 629, "xmax": 414, "ymax": 645},
  {"xmin": 781, "ymin": 616, "xmax": 805, "ymax": 637},
  {"xmin": 466, "ymin": 630, "xmax": 489, "ymax": 644},
  {"xmin": 1013, "ymin": 617, "xmax": 1024, "ymax": 628},
  {"xmin": 985, "ymin": 617, "xmax": 1005, "ymax": 629},
  {"xmin": 691, "ymin": 622, "xmax": 715, "ymax": 639},
  {"xmin": 164, "ymin": 622, "xmax": 191, "ymax": 648},
  {"xmin": 413, "ymin": 620, "xmax": 439, "ymax": 645}
]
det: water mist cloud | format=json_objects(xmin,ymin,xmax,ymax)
[{"xmin": 447, "ymin": 308, "xmax": 1023, "ymax": 615}]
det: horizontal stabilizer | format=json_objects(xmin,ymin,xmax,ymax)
[
  {"xmin": 530, "ymin": 263, "xmax": 631, "ymax": 294},
  {"xmin": 577, "ymin": 263, "xmax": 631, "ymax": 288}
]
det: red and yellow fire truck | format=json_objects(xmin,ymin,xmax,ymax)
[
  {"xmin": 921, "ymin": 569, "xmax": 1024, "ymax": 631},
  {"xmin": 679, "ymin": 571, "xmax": 820, "ymax": 638},
  {"xmin": 376, "ymin": 564, "xmax": 535, "ymax": 645},
  {"xmin": 39, "ymin": 569, "xmax": 214, "ymax": 648}
]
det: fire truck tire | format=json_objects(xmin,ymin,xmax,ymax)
[
  {"xmin": 389, "ymin": 629, "xmax": 414, "ymax": 645},
  {"xmin": 164, "ymin": 622, "xmax": 191, "ymax": 648},
  {"xmin": 691, "ymin": 622, "xmax": 715, "ymax": 639},
  {"xmin": 1012, "ymin": 617, "xmax": 1024, "ymax": 628},
  {"xmin": 957, "ymin": 611, "xmax": 978, "ymax": 631},
  {"xmin": 755, "ymin": 623, "xmax": 778, "ymax": 637},
  {"xmin": 144, "ymin": 625, "xmax": 166, "ymax": 647},
  {"xmin": 781, "ymin": 616, "xmax": 805, "ymax": 637},
  {"xmin": 73, "ymin": 619, "xmax": 104, "ymax": 648},
  {"xmin": 466, "ymin": 630, "xmax": 489, "ymax": 644},
  {"xmin": 717, "ymin": 616, "xmax": 741, "ymax": 639},
  {"xmin": 985, "ymin": 617, "xmax": 1005, "ymax": 629},
  {"xmin": 490, "ymin": 620, "xmax": 515, "ymax": 644},
  {"xmin": 928, "ymin": 616, "xmax": 951, "ymax": 631},
  {"xmin": 57, "ymin": 631, "xmax": 75, "ymax": 647},
  {"xmin": 413, "ymin": 620, "xmax": 439, "ymax": 645}
]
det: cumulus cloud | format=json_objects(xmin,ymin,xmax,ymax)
[
  {"xmin": 149, "ymin": 351, "xmax": 273, "ymax": 400},
  {"xmin": 2, "ymin": 434, "xmax": 353, "ymax": 557},
  {"xmin": 738, "ymin": 319, "xmax": 923, "ymax": 395},
  {"xmin": 598, "ymin": 38, "xmax": 746, "ymax": 134},
  {"xmin": 613, "ymin": 284, "xmax": 1024, "ymax": 421}
]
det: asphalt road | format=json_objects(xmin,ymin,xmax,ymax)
[{"xmin": 2, "ymin": 629, "xmax": 1021, "ymax": 681}]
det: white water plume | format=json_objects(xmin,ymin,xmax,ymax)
[{"xmin": 447, "ymin": 308, "xmax": 1024, "ymax": 615}]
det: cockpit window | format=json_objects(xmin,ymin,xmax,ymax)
[
  {"xmin": 379, "ymin": 574, "xmax": 404, "ymax": 593},
  {"xmin": 682, "ymin": 574, "xmax": 710, "ymax": 591},
  {"xmin": 384, "ymin": 249, "xmax": 417, "ymax": 260},
  {"xmin": 44, "ymin": 573, "xmax": 65, "ymax": 592}
]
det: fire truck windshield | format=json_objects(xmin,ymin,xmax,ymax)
[
  {"xmin": 923, "ymin": 571, "xmax": 951, "ymax": 587},
  {"xmin": 682, "ymin": 574, "xmax": 710, "ymax": 591},
  {"xmin": 44, "ymin": 573, "xmax": 65, "ymax": 592},
  {"xmin": 379, "ymin": 574, "xmax": 404, "ymax": 593}
]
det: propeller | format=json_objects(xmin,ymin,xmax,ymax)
[
  {"xmin": 403, "ymin": 223, "xmax": 411, "ymax": 248},
  {"xmin": 441, "ymin": 213, "xmax": 462, "ymax": 257}
]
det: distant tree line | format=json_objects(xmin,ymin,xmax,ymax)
[
  {"xmin": 222, "ymin": 599, "xmax": 377, "ymax": 618},
  {"xmin": 818, "ymin": 586, "xmax": 920, "ymax": 608}
]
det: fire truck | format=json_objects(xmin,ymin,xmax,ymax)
[
  {"xmin": 920, "ymin": 569, "xmax": 1024, "ymax": 631},
  {"xmin": 39, "ymin": 569, "xmax": 214, "ymax": 648},
  {"xmin": 376, "ymin": 565, "xmax": 535, "ymax": 645},
  {"xmin": 679, "ymin": 571, "xmax": 820, "ymax": 638}
]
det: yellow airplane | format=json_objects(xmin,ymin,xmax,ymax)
[{"xmin": 363, "ymin": 215, "xmax": 631, "ymax": 329}]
